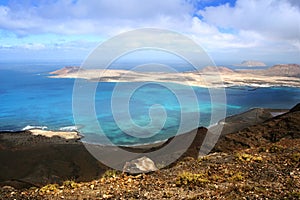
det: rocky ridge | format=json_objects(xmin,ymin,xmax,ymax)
[{"xmin": 0, "ymin": 103, "xmax": 299, "ymax": 199}]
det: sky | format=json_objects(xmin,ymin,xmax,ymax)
[{"xmin": 0, "ymin": 0, "xmax": 299, "ymax": 65}]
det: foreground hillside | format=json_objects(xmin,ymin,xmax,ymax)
[{"xmin": 1, "ymin": 104, "xmax": 299, "ymax": 199}]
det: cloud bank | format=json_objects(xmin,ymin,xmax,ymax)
[
  {"xmin": 0, "ymin": 0, "xmax": 299, "ymax": 63},
  {"xmin": 0, "ymin": 0, "xmax": 193, "ymax": 35}
]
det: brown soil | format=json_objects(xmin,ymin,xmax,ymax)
[
  {"xmin": 0, "ymin": 105, "xmax": 299, "ymax": 199},
  {"xmin": 1, "ymin": 138, "xmax": 299, "ymax": 199}
]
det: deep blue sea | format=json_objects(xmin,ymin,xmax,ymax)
[{"xmin": 1, "ymin": 62, "xmax": 300, "ymax": 145}]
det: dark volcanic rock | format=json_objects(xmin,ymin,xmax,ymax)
[
  {"xmin": 1, "ymin": 103, "xmax": 299, "ymax": 189},
  {"xmin": 206, "ymin": 108, "xmax": 282, "ymax": 150},
  {"xmin": 118, "ymin": 127, "xmax": 208, "ymax": 169},
  {"xmin": 219, "ymin": 108, "xmax": 274, "ymax": 135},
  {"xmin": 1, "ymin": 104, "xmax": 300, "ymax": 199},
  {"xmin": 0, "ymin": 127, "xmax": 209, "ymax": 187},
  {"xmin": 290, "ymin": 103, "xmax": 300, "ymax": 112},
  {"xmin": 214, "ymin": 104, "xmax": 300, "ymax": 152},
  {"xmin": 0, "ymin": 132, "xmax": 107, "ymax": 188}
]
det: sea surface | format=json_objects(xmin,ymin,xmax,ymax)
[{"xmin": 1, "ymin": 62, "xmax": 300, "ymax": 145}]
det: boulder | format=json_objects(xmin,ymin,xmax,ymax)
[{"xmin": 123, "ymin": 156, "xmax": 158, "ymax": 174}]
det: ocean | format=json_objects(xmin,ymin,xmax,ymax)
[{"xmin": 1, "ymin": 62, "xmax": 300, "ymax": 145}]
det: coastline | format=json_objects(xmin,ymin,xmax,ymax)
[
  {"xmin": 28, "ymin": 129, "xmax": 81, "ymax": 140},
  {"xmin": 1, "ymin": 65, "xmax": 299, "ymax": 192},
  {"xmin": 0, "ymin": 103, "xmax": 299, "ymax": 190},
  {"xmin": 49, "ymin": 65, "xmax": 300, "ymax": 88},
  {"xmin": 0, "ymin": 107, "xmax": 289, "ymax": 147},
  {"xmin": 0, "ymin": 126, "xmax": 208, "ymax": 188}
]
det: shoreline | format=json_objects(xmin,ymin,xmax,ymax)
[
  {"xmin": 49, "ymin": 75, "xmax": 300, "ymax": 88},
  {"xmin": 0, "ymin": 107, "xmax": 289, "ymax": 148},
  {"xmin": 0, "ymin": 103, "xmax": 299, "ymax": 189},
  {"xmin": 49, "ymin": 64, "xmax": 300, "ymax": 88}
]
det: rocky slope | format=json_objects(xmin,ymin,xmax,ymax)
[
  {"xmin": 0, "ymin": 103, "xmax": 299, "ymax": 199},
  {"xmin": 49, "ymin": 66, "xmax": 81, "ymax": 75},
  {"xmin": 263, "ymin": 64, "xmax": 300, "ymax": 77},
  {"xmin": 214, "ymin": 103, "xmax": 300, "ymax": 152},
  {"xmin": 0, "ymin": 127, "xmax": 208, "ymax": 188}
]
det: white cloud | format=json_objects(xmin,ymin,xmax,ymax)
[
  {"xmin": 199, "ymin": 0, "xmax": 300, "ymax": 42},
  {"xmin": 193, "ymin": 0, "xmax": 300, "ymax": 63},
  {"xmin": 189, "ymin": 17, "xmax": 264, "ymax": 50},
  {"xmin": 0, "ymin": 0, "xmax": 193, "ymax": 36},
  {"xmin": 0, "ymin": 43, "xmax": 45, "ymax": 50},
  {"xmin": 0, "ymin": 0, "xmax": 299, "ymax": 63},
  {"xmin": 21, "ymin": 43, "xmax": 45, "ymax": 50}
]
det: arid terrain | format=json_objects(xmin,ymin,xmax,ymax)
[
  {"xmin": 1, "ymin": 103, "xmax": 299, "ymax": 199},
  {"xmin": 49, "ymin": 64, "xmax": 300, "ymax": 88}
]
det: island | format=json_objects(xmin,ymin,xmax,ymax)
[
  {"xmin": 235, "ymin": 60, "xmax": 267, "ymax": 67},
  {"xmin": 49, "ymin": 64, "xmax": 300, "ymax": 88}
]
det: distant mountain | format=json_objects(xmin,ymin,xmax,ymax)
[
  {"xmin": 235, "ymin": 60, "xmax": 267, "ymax": 67},
  {"xmin": 235, "ymin": 63, "xmax": 300, "ymax": 77},
  {"xmin": 49, "ymin": 66, "xmax": 80, "ymax": 75},
  {"xmin": 201, "ymin": 66, "xmax": 235, "ymax": 73},
  {"xmin": 264, "ymin": 64, "xmax": 300, "ymax": 77}
]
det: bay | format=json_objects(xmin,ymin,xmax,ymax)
[{"xmin": 0, "ymin": 64, "xmax": 299, "ymax": 145}]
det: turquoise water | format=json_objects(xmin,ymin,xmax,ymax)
[{"xmin": 1, "ymin": 66, "xmax": 300, "ymax": 145}]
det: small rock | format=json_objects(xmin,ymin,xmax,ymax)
[
  {"xmin": 144, "ymin": 192, "xmax": 150, "ymax": 197},
  {"xmin": 2, "ymin": 186, "xmax": 15, "ymax": 191},
  {"xmin": 103, "ymin": 194, "xmax": 113, "ymax": 199},
  {"xmin": 123, "ymin": 156, "xmax": 158, "ymax": 174}
]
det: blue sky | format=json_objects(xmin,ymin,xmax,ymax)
[{"xmin": 0, "ymin": 0, "xmax": 299, "ymax": 64}]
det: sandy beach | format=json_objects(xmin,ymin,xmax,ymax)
[{"xmin": 28, "ymin": 129, "xmax": 81, "ymax": 140}]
